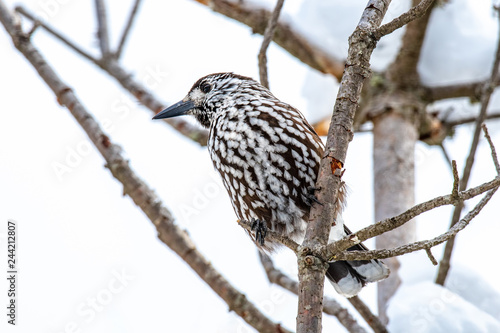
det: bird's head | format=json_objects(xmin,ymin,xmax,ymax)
[{"xmin": 153, "ymin": 72, "xmax": 260, "ymax": 128}]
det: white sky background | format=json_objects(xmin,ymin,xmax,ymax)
[{"xmin": 1, "ymin": 0, "xmax": 500, "ymax": 332}]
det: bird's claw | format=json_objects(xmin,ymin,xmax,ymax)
[
  {"xmin": 305, "ymin": 186, "xmax": 323, "ymax": 206},
  {"xmin": 251, "ymin": 219, "xmax": 267, "ymax": 246}
]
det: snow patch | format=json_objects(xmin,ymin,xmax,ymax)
[{"xmin": 388, "ymin": 281, "xmax": 500, "ymax": 333}]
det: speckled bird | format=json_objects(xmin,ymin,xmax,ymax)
[{"xmin": 153, "ymin": 73, "xmax": 389, "ymax": 297}]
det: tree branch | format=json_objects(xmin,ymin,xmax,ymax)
[
  {"xmin": 441, "ymin": 110, "xmax": 500, "ymax": 128},
  {"xmin": 386, "ymin": 0, "xmax": 435, "ymax": 88},
  {"xmin": 15, "ymin": 6, "xmax": 99, "ymax": 63},
  {"xmin": 258, "ymin": 253, "xmax": 376, "ymax": 333},
  {"xmin": 435, "ymin": 10, "xmax": 500, "ymax": 285},
  {"xmin": 319, "ymin": 175, "xmax": 500, "ymax": 261},
  {"xmin": 482, "ymin": 124, "xmax": 500, "ymax": 174},
  {"xmin": 0, "ymin": 4, "xmax": 290, "ymax": 332},
  {"xmin": 423, "ymin": 81, "xmax": 485, "ymax": 102},
  {"xmin": 347, "ymin": 297, "xmax": 388, "ymax": 333},
  {"xmin": 297, "ymin": 2, "xmax": 392, "ymax": 332},
  {"xmin": 258, "ymin": 0, "xmax": 285, "ymax": 89},
  {"xmin": 330, "ymin": 186, "xmax": 498, "ymax": 261},
  {"xmin": 373, "ymin": 0, "xmax": 435, "ymax": 39},
  {"xmin": 115, "ymin": 0, "xmax": 142, "ymax": 59},
  {"xmin": 15, "ymin": 5, "xmax": 209, "ymax": 146},
  {"xmin": 192, "ymin": 0, "xmax": 345, "ymax": 81},
  {"xmin": 94, "ymin": 0, "xmax": 111, "ymax": 58}
]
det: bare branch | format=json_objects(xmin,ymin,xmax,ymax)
[
  {"xmin": 15, "ymin": 6, "xmax": 99, "ymax": 63},
  {"xmin": 451, "ymin": 160, "xmax": 460, "ymax": 200},
  {"xmin": 0, "ymin": 5, "xmax": 290, "ymax": 332},
  {"xmin": 320, "ymin": 176, "xmax": 500, "ymax": 261},
  {"xmin": 16, "ymin": 6, "xmax": 209, "ymax": 146},
  {"xmin": 94, "ymin": 0, "xmax": 111, "ymax": 58},
  {"xmin": 436, "ymin": 10, "xmax": 500, "ymax": 285},
  {"xmin": 331, "ymin": 186, "xmax": 498, "ymax": 261},
  {"xmin": 258, "ymin": 253, "xmax": 373, "ymax": 333},
  {"xmin": 386, "ymin": 0, "xmax": 434, "ymax": 88},
  {"xmin": 192, "ymin": 0, "xmax": 345, "ymax": 81},
  {"xmin": 439, "ymin": 143, "xmax": 453, "ymax": 171},
  {"xmin": 425, "ymin": 248, "xmax": 438, "ymax": 265},
  {"xmin": 482, "ymin": 124, "xmax": 500, "ymax": 174},
  {"xmin": 423, "ymin": 81, "xmax": 485, "ymax": 102},
  {"xmin": 373, "ymin": 0, "xmax": 435, "ymax": 39},
  {"xmin": 115, "ymin": 0, "xmax": 142, "ymax": 59},
  {"xmin": 347, "ymin": 297, "xmax": 389, "ymax": 333},
  {"xmin": 258, "ymin": 0, "xmax": 285, "ymax": 89},
  {"xmin": 442, "ymin": 111, "xmax": 500, "ymax": 127}
]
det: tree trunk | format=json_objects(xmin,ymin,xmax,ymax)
[{"xmin": 373, "ymin": 109, "xmax": 418, "ymax": 323}]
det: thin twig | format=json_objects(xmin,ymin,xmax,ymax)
[
  {"xmin": 482, "ymin": 124, "xmax": 500, "ymax": 174},
  {"xmin": 115, "ymin": 0, "xmax": 142, "ymax": 59},
  {"xmin": 24, "ymin": 19, "xmax": 39, "ymax": 38},
  {"xmin": 258, "ymin": 0, "xmax": 285, "ymax": 89},
  {"xmin": 0, "ymin": 5, "xmax": 291, "ymax": 332},
  {"xmin": 320, "ymin": 175, "xmax": 500, "ymax": 261},
  {"xmin": 386, "ymin": 0, "xmax": 434, "ymax": 87},
  {"xmin": 258, "ymin": 253, "xmax": 373, "ymax": 333},
  {"xmin": 331, "ymin": 187, "xmax": 498, "ymax": 261},
  {"xmin": 15, "ymin": 6, "xmax": 99, "ymax": 63},
  {"xmin": 94, "ymin": 0, "xmax": 111, "ymax": 58},
  {"xmin": 439, "ymin": 143, "xmax": 453, "ymax": 171},
  {"xmin": 441, "ymin": 111, "xmax": 500, "ymax": 127},
  {"xmin": 425, "ymin": 248, "xmax": 438, "ymax": 265},
  {"xmin": 423, "ymin": 81, "xmax": 485, "ymax": 102},
  {"xmin": 347, "ymin": 297, "xmax": 388, "ymax": 333},
  {"xmin": 16, "ymin": 6, "xmax": 209, "ymax": 146},
  {"xmin": 451, "ymin": 160, "xmax": 459, "ymax": 201},
  {"xmin": 435, "ymin": 9, "xmax": 500, "ymax": 286},
  {"xmin": 373, "ymin": 0, "xmax": 435, "ymax": 39}
]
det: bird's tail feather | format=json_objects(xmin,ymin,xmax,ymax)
[{"xmin": 326, "ymin": 227, "xmax": 390, "ymax": 298}]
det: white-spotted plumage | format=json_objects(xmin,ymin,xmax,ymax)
[{"xmin": 156, "ymin": 72, "xmax": 389, "ymax": 297}]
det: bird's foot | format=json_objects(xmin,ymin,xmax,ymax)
[
  {"xmin": 305, "ymin": 186, "xmax": 323, "ymax": 206},
  {"xmin": 251, "ymin": 219, "xmax": 267, "ymax": 246}
]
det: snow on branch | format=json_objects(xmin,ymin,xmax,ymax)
[
  {"xmin": 192, "ymin": 0, "xmax": 345, "ymax": 81},
  {"xmin": 0, "ymin": 3, "xmax": 291, "ymax": 332}
]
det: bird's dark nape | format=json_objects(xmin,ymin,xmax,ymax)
[{"xmin": 155, "ymin": 72, "xmax": 389, "ymax": 297}]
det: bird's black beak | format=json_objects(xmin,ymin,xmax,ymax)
[{"xmin": 152, "ymin": 100, "xmax": 195, "ymax": 120}]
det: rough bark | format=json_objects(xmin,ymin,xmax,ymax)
[{"xmin": 298, "ymin": 1, "xmax": 392, "ymax": 332}]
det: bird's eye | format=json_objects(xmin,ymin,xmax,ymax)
[{"xmin": 200, "ymin": 83, "xmax": 212, "ymax": 93}]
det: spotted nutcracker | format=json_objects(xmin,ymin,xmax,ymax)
[{"xmin": 153, "ymin": 72, "xmax": 389, "ymax": 297}]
